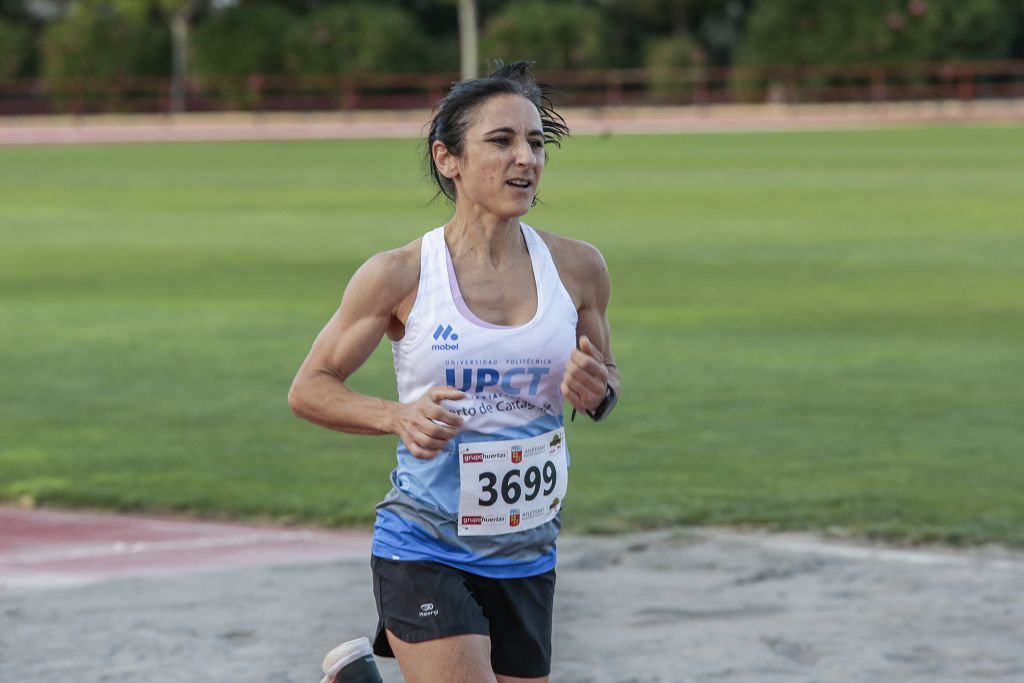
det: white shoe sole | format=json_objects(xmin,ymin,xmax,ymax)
[{"xmin": 320, "ymin": 637, "xmax": 374, "ymax": 683}]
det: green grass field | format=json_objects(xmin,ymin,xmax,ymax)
[{"xmin": 2, "ymin": 125, "xmax": 1022, "ymax": 546}]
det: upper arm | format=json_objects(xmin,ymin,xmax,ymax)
[
  {"xmin": 294, "ymin": 246, "xmax": 418, "ymax": 386},
  {"xmin": 573, "ymin": 243, "xmax": 615, "ymax": 369},
  {"xmin": 543, "ymin": 233, "xmax": 616, "ymax": 370}
]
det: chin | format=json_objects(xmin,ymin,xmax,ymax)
[{"xmin": 510, "ymin": 200, "xmax": 534, "ymax": 217}]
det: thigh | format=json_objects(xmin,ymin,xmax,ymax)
[
  {"xmin": 386, "ymin": 629, "xmax": 497, "ymax": 683},
  {"xmin": 476, "ymin": 569, "xmax": 556, "ymax": 680},
  {"xmin": 371, "ymin": 557, "xmax": 490, "ymax": 658}
]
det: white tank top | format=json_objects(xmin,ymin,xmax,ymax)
[{"xmin": 371, "ymin": 222, "xmax": 578, "ymax": 578}]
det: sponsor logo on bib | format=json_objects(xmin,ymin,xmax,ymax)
[
  {"xmin": 509, "ymin": 509, "xmax": 521, "ymax": 527},
  {"xmin": 511, "ymin": 446, "xmax": 523, "ymax": 463},
  {"xmin": 462, "ymin": 515, "xmax": 482, "ymax": 525}
]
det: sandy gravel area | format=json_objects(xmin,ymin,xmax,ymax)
[
  {"xmin": 2, "ymin": 527, "xmax": 1021, "ymax": 682},
  {"xmin": 0, "ymin": 100, "xmax": 1021, "ymax": 145}
]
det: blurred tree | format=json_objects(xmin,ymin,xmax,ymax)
[
  {"xmin": 480, "ymin": 0, "xmax": 616, "ymax": 70},
  {"xmin": 41, "ymin": 0, "xmax": 168, "ymax": 110},
  {"xmin": 0, "ymin": 16, "xmax": 33, "ymax": 78},
  {"xmin": 1, "ymin": 0, "xmax": 33, "ymax": 22},
  {"xmin": 602, "ymin": 0, "xmax": 755, "ymax": 66},
  {"xmin": 645, "ymin": 32, "xmax": 707, "ymax": 101},
  {"xmin": 192, "ymin": 1, "xmax": 293, "ymax": 77},
  {"xmin": 191, "ymin": 1, "xmax": 296, "ymax": 107},
  {"xmin": 284, "ymin": 1, "xmax": 433, "ymax": 75},
  {"xmin": 156, "ymin": 0, "xmax": 203, "ymax": 113},
  {"xmin": 457, "ymin": 0, "xmax": 477, "ymax": 78},
  {"xmin": 114, "ymin": 0, "xmax": 205, "ymax": 112},
  {"xmin": 736, "ymin": 0, "xmax": 1021, "ymax": 66}
]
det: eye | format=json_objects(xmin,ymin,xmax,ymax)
[
  {"xmin": 489, "ymin": 137, "xmax": 510, "ymax": 145},
  {"xmin": 529, "ymin": 139, "xmax": 544, "ymax": 149}
]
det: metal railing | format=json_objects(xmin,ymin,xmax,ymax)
[{"xmin": 2, "ymin": 60, "xmax": 1023, "ymax": 116}]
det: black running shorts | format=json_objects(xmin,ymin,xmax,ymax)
[{"xmin": 370, "ymin": 556, "xmax": 556, "ymax": 679}]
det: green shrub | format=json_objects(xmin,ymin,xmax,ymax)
[
  {"xmin": 40, "ymin": 1, "xmax": 168, "ymax": 111},
  {"xmin": 284, "ymin": 2, "xmax": 434, "ymax": 75},
  {"xmin": 191, "ymin": 1, "xmax": 297, "ymax": 108},
  {"xmin": 644, "ymin": 33, "xmax": 707, "ymax": 103},
  {"xmin": 0, "ymin": 18, "xmax": 33, "ymax": 79},
  {"xmin": 480, "ymin": 0, "xmax": 617, "ymax": 70},
  {"xmin": 736, "ymin": 0, "xmax": 1020, "ymax": 67},
  {"xmin": 192, "ymin": 2, "xmax": 296, "ymax": 78}
]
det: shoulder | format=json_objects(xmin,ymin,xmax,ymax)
[
  {"xmin": 343, "ymin": 237, "xmax": 422, "ymax": 315},
  {"xmin": 533, "ymin": 228, "xmax": 610, "ymax": 307}
]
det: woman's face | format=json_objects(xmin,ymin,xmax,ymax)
[{"xmin": 438, "ymin": 93, "xmax": 546, "ymax": 219}]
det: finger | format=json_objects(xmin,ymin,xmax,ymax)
[
  {"xmin": 403, "ymin": 436, "xmax": 443, "ymax": 460},
  {"xmin": 425, "ymin": 404, "xmax": 464, "ymax": 428},
  {"xmin": 578, "ymin": 335, "xmax": 604, "ymax": 363},
  {"xmin": 428, "ymin": 386, "xmax": 467, "ymax": 403},
  {"xmin": 412, "ymin": 429, "xmax": 450, "ymax": 452},
  {"xmin": 564, "ymin": 362, "xmax": 608, "ymax": 396},
  {"xmin": 570, "ymin": 348, "xmax": 608, "ymax": 377},
  {"xmin": 410, "ymin": 446, "xmax": 443, "ymax": 460},
  {"xmin": 418, "ymin": 418, "xmax": 458, "ymax": 441},
  {"xmin": 560, "ymin": 382, "xmax": 589, "ymax": 412}
]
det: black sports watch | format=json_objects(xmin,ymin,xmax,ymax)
[{"xmin": 583, "ymin": 383, "xmax": 618, "ymax": 422}]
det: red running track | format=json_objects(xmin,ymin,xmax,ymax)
[{"xmin": 0, "ymin": 507, "xmax": 370, "ymax": 591}]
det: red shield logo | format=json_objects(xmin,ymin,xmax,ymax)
[
  {"xmin": 511, "ymin": 447, "xmax": 523, "ymax": 464},
  {"xmin": 509, "ymin": 510, "xmax": 521, "ymax": 527}
]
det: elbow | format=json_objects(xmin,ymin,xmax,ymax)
[{"xmin": 287, "ymin": 380, "xmax": 309, "ymax": 419}]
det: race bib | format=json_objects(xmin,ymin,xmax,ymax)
[{"xmin": 457, "ymin": 427, "xmax": 568, "ymax": 537}]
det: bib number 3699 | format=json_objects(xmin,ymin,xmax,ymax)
[
  {"xmin": 478, "ymin": 462, "xmax": 557, "ymax": 507},
  {"xmin": 458, "ymin": 427, "xmax": 568, "ymax": 537}
]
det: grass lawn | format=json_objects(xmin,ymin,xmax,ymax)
[{"xmin": 1, "ymin": 124, "xmax": 1022, "ymax": 545}]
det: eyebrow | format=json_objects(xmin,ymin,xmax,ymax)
[{"xmin": 484, "ymin": 127, "xmax": 544, "ymax": 138}]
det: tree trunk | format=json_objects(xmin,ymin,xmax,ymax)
[
  {"xmin": 458, "ymin": 0, "xmax": 478, "ymax": 80},
  {"xmin": 169, "ymin": 10, "xmax": 189, "ymax": 114}
]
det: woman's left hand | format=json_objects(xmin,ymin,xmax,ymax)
[{"xmin": 560, "ymin": 335, "xmax": 610, "ymax": 414}]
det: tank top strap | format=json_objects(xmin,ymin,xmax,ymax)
[
  {"xmin": 410, "ymin": 226, "xmax": 454, "ymax": 326},
  {"xmin": 520, "ymin": 222, "xmax": 576, "ymax": 315},
  {"xmin": 418, "ymin": 226, "xmax": 448, "ymax": 295}
]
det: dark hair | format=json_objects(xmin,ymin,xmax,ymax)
[{"xmin": 425, "ymin": 60, "xmax": 570, "ymax": 203}]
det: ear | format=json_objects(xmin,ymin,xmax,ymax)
[{"xmin": 432, "ymin": 140, "xmax": 460, "ymax": 181}]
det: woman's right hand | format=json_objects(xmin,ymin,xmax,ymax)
[{"xmin": 393, "ymin": 386, "xmax": 466, "ymax": 459}]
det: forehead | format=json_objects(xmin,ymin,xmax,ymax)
[{"xmin": 466, "ymin": 93, "xmax": 543, "ymax": 135}]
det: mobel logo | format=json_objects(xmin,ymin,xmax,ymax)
[{"xmin": 431, "ymin": 324, "xmax": 459, "ymax": 350}]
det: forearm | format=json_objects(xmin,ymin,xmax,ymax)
[{"xmin": 288, "ymin": 370, "xmax": 399, "ymax": 437}]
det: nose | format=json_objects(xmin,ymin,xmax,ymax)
[{"xmin": 514, "ymin": 139, "xmax": 533, "ymax": 167}]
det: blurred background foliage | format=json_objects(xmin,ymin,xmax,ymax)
[{"xmin": 3, "ymin": 0, "xmax": 1023, "ymax": 87}]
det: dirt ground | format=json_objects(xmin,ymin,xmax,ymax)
[
  {"xmin": 0, "ymin": 99, "xmax": 1022, "ymax": 145},
  {"xmin": 2, "ymin": 517, "xmax": 1021, "ymax": 682}
]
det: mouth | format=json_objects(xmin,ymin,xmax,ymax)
[{"xmin": 506, "ymin": 178, "xmax": 533, "ymax": 191}]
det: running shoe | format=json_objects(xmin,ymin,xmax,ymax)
[{"xmin": 320, "ymin": 637, "xmax": 383, "ymax": 683}]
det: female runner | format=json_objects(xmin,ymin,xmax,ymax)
[{"xmin": 289, "ymin": 61, "xmax": 619, "ymax": 683}]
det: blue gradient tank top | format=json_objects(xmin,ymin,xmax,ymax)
[{"xmin": 371, "ymin": 223, "xmax": 577, "ymax": 578}]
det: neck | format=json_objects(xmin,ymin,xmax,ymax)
[{"xmin": 444, "ymin": 205, "xmax": 525, "ymax": 266}]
